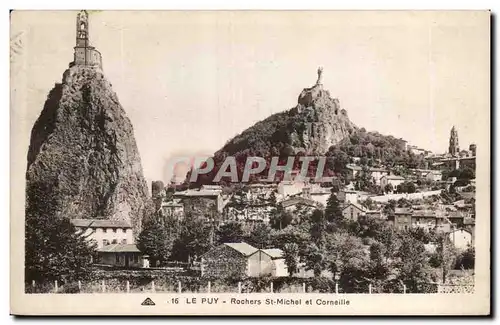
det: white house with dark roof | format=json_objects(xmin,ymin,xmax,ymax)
[
  {"xmin": 70, "ymin": 219, "xmax": 134, "ymax": 248},
  {"xmin": 281, "ymin": 196, "xmax": 321, "ymax": 212},
  {"xmin": 342, "ymin": 202, "xmax": 367, "ymax": 221},
  {"xmin": 380, "ymin": 174, "xmax": 406, "ymax": 189},
  {"xmin": 174, "ymin": 188, "xmax": 225, "ymax": 213}
]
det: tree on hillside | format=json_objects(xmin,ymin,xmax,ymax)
[
  {"xmin": 310, "ymin": 209, "xmax": 327, "ymax": 246},
  {"xmin": 216, "ymin": 222, "xmax": 244, "ymax": 244},
  {"xmin": 396, "ymin": 181, "xmax": 416, "ymax": 194},
  {"xmin": 325, "ymin": 192, "xmax": 343, "ymax": 224},
  {"xmin": 303, "ymin": 242, "xmax": 326, "ymax": 277},
  {"xmin": 454, "ymin": 246, "xmax": 475, "ymax": 270},
  {"xmin": 334, "ymin": 234, "xmax": 371, "ymax": 292},
  {"xmin": 137, "ymin": 217, "xmax": 172, "ymax": 266},
  {"xmin": 354, "ymin": 166, "xmax": 375, "ymax": 192},
  {"xmin": 383, "ymin": 200, "xmax": 397, "ymax": 218},
  {"xmin": 395, "ymin": 234, "xmax": 432, "ymax": 292},
  {"xmin": 436, "ymin": 235, "xmax": 458, "ymax": 284},
  {"xmin": 367, "ymin": 241, "xmax": 392, "ymax": 291},
  {"xmin": 25, "ymin": 180, "xmax": 96, "ymax": 284},
  {"xmin": 271, "ymin": 223, "xmax": 310, "ymax": 253},
  {"xmin": 269, "ymin": 205, "xmax": 293, "ymax": 230},
  {"xmin": 282, "ymin": 242, "xmax": 300, "ymax": 276},
  {"xmin": 170, "ymin": 213, "xmax": 212, "ymax": 263},
  {"xmin": 246, "ymin": 223, "xmax": 273, "ymax": 248}
]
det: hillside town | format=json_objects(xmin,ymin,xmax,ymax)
[
  {"xmin": 70, "ymin": 125, "xmax": 476, "ymax": 285},
  {"xmin": 23, "ymin": 11, "xmax": 477, "ymax": 295}
]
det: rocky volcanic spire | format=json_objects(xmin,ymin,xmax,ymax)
[
  {"xmin": 216, "ymin": 67, "xmax": 356, "ymax": 158},
  {"xmin": 26, "ymin": 12, "xmax": 152, "ymax": 234},
  {"xmin": 290, "ymin": 67, "xmax": 355, "ymax": 153}
]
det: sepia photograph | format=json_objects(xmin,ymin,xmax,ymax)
[{"xmin": 10, "ymin": 10, "xmax": 490, "ymax": 315}]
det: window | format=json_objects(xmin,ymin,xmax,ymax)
[
  {"xmin": 121, "ymin": 239, "xmax": 127, "ymax": 244},
  {"xmin": 115, "ymin": 253, "xmax": 119, "ymax": 263},
  {"xmin": 103, "ymin": 239, "xmax": 110, "ymax": 246},
  {"xmin": 112, "ymin": 228, "xmax": 117, "ymax": 233},
  {"xmin": 111, "ymin": 239, "xmax": 118, "ymax": 244},
  {"xmin": 134, "ymin": 255, "xmax": 139, "ymax": 263}
]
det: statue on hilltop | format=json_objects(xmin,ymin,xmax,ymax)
[{"xmin": 316, "ymin": 66, "xmax": 323, "ymax": 86}]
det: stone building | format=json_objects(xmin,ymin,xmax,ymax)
[
  {"xmin": 200, "ymin": 242, "xmax": 259, "ymax": 278},
  {"xmin": 69, "ymin": 10, "xmax": 103, "ymax": 69},
  {"xmin": 449, "ymin": 126, "xmax": 460, "ymax": 156},
  {"xmin": 248, "ymin": 248, "xmax": 288, "ymax": 277},
  {"xmin": 387, "ymin": 208, "xmax": 413, "ymax": 231},
  {"xmin": 71, "ymin": 219, "xmax": 135, "ymax": 249},
  {"xmin": 380, "ymin": 175, "xmax": 406, "ymax": 189},
  {"xmin": 342, "ymin": 202, "xmax": 366, "ymax": 222},
  {"xmin": 200, "ymin": 243, "xmax": 289, "ymax": 278},
  {"xmin": 96, "ymin": 243, "xmax": 145, "ymax": 268}
]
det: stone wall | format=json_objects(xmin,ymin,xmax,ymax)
[{"xmin": 201, "ymin": 245, "xmax": 248, "ymax": 279}]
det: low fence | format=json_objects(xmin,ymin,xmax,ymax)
[{"xmin": 25, "ymin": 279, "xmax": 474, "ymax": 295}]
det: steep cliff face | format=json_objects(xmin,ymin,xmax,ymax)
[
  {"xmin": 217, "ymin": 82, "xmax": 356, "ymax": 158},
  {"xmin": 26, "ymin": 66, "xmax": 152, "ymax": 234},
  {"xmin": 187, "ymin": 78, "xmax": 357, "ymax": 186},
  {"xmin": 289, "ymin": 84, "xmax": 356, "ymax": 154}
]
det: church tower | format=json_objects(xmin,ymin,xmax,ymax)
[
  {"xmin": 71, "ymin": 10, "xmax": 103, "ymax": 69},
  {"xmin": 76, "ymin": 10, "xmax": 89, "ymax": 47},
  {"xmin": 448, "ymin": 126, "xmax": 460, "ymax": 156}
]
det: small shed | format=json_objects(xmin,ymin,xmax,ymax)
[
  {"xmin": 248, "ymin": 248, "xmax": 288, "ymax": 277},
  {"xmin": 201, "ymin": 242, "xmax": 258, "ymax": 278},
  {"xmin": 96, "ymin": 244, "xmax": 144, "ymax": 268}
]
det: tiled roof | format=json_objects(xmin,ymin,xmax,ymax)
[
  {"xmin": 162, "ymin": 201, "xmax": 183, "ymax": 207},
  {"xmin": 394, "ymin": 208, "xmax": 412, "ymax": 215},
  {"xmin": 281, "ymin": 197, "xmax": 318, "ymax": 208},
  {"xmin": 342, "ymin": 202, "xmax": 366, "ymax": 212},
  {"xmin": 224, "ymin": 242, "xmax": 258, "ymax": 256},
  {"xmin": 447, "ymin": 211, "xmax": 466, "ymax": 219},
  {"xmin": 97, "ymin": 244, "xmax": 141, "ymax": 253},
  {"xmin": 346, "ymin": 164, "xmax": 362, "ymax": 171},
  {"xmin": 260, "ymin": 248, "xmax": 284, "ymax": 259},
  {"xmin": 369, "ymin": 167, "xmax": 388, "ymax": 172},
  {"xmin": 175, "ymin": 189, "xmax": 221, "ymax": 197},
  {"xmin": 383, "ymin": 175, "xmax": 405, "ymax": 180},
  {"xmin": 70, "ymin": 219, "xmax": 132, "ymax": 229},
  {"xmin": 412, "ymin": 210, "xmax": 436, "ymax": 217}
]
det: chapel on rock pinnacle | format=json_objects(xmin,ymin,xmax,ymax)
[{"xmin": 69, "ymin": 10, "xmax": 103, "ymax": 70}]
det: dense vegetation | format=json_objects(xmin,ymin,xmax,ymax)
[
  {"xmin": 25, "ymin": 180, "xmax": 96, "ymax": 285},
  {"xmin": 186, "ymin": 123, "xmax": 427, "ymax": 189},
  {"xmin": 328, "ymin": 128, "xmax": 426, "ymax": 168},
  {"xmin": 138, "ymin": 191, "xmax": 473, "ymax": 293}
]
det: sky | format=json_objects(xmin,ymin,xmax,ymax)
[{"xmin": 11, "ymin": 10, "xmax": 490, "ymax": 187}]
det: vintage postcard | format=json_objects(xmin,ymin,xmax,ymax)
[{"xmin": 10, "ymin": 10, "xmax": 490, "ymax": 315}]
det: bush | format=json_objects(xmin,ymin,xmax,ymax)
[{"xmin": 60, "ymin": 282, "xmax": 81, "ymax": 294}]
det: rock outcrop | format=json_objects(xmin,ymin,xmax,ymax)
[
  {"xmin": 289, "ymin": 82, "xmax": 355, "ymax": 154},
  {"xmin": 216, "ymin": 69, "xmax": 356, "ymax": 158},
  {"xmin": 187, "ymin": 69, "xmax": 357, "ymax": 186},
  {"xmin": 26, "ymin": 66, "xmax": 152, "ymax": 234}
]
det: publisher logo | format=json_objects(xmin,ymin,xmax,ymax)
[{"xmin": 141, "ymin": 297, "xmax": 156, "ymax": 306}]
